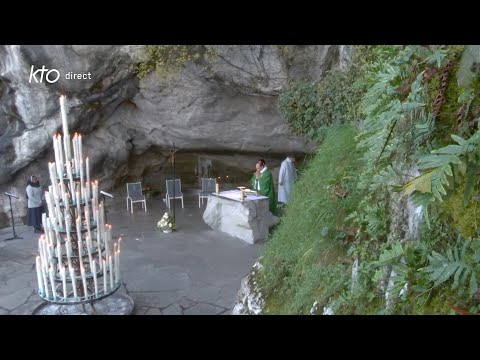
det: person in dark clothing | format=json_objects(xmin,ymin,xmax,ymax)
[{"xmin": 26, "ymin": 175, "xmax": 44, "ymax": 233}]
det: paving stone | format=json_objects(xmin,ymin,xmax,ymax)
[
  {"xmin": 145, "ymin": 308, "xmax": 163, "ymax": 315},
  {"xmin": 162, "ymin": 303, "xmax": 183, "ymax": 315},
  {"xmin": 183, "ymin": 303, "xmax": 225, "ymax": 315}
]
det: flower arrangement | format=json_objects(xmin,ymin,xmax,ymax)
[{"xmin": 157, "ymin": 212, "xmax": 175, "ymax": 232}]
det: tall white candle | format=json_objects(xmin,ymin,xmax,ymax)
[
  {"xmin": 65, "ymin": 239, "xmax": 73, "ymax": 271},
  {"xmin": 113, "ymin": 244, "xmax": 118, "ymax": 284},
  {"xmin": 56, "ymin": 237, "xmax": 62, "ymax": 264},
  {"xmin": 42, "ymin": 265, "xmax": 50, "ymax": 299},
  {"xmin": 86, "ymin": 157, "xmax": 90, "ymax": 192},
  {"xmin": 92, "ymin": 259, "xmax": 99, "ymax": 298},
  {"xmin": 103, "ymin": 259, "xmax": 108, "ymax": 295},
  {"xmin": 116, "ymin": 250, "xmax": 120, "ymax": 284},
  {"xmin": 118, "ymin": 238, "xmax": 122, "ymax": 253},
  {"xmin": 79, "ymin": 135, "xmax": 83, "ymax": 166},
  {"xmin": 108, "ymin": 255, "xmax": 114, "ymax": 291},
  {"xmin": 61, "ymin": 266, "xmax": 67, "ymax": 300},
  {"xmin": 57, "ymin": 135, "xmax": 64, "ymax": 178},
  {"xmin": 67, "ymin": 161, "xmax": 74, "ymax": 196},
  {"xmin": 73, "ymin": 134, "xmax": 79, "ymax": 175},
  {"xmin": 36, "ymin": 256, "xmax": 45, "ymax": 295},
  {"xmin": 80, "ymin": 265, "xmax": 88, "ymax": 300},
  {"xmin": 69, "ymin": 266, "xmax": 77, "ymax": 299},
  {"xmin": 76, "ymin": 190, "xmax": 81, "ymax": 216},
  {"xmin": 60, "ymin": 95, "xmax": 69, "ymax": 137},
  {"xmin": 48, "ymin": 266, "xmax": 57, "ymax": 301},
  {"xmin": 79, "ymin": 159, "xmax": 84, "ymax": 202}
]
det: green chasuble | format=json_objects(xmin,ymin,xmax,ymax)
[{"xmin": 251, "ymin": 168, "xmax": 277, "ymax": 214}]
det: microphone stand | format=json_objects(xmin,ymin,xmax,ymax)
[{"xmin": 5, "ymin": 194, "xmax": 22, "ymax": 241}]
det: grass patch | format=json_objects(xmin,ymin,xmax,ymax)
[{"xmin": 259, "ymin": 125, "xmax": 365, "ymax": 314}]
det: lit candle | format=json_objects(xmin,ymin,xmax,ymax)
[
  {"xmin": 103, "ymin": 259, "xmax": 108, "ymax": 295},
  {"xmin": 80, "ymin": 265, "xmax": 88, "ymax": 300},
  {"xmin": 108, "ymin": 255, "xmax": 114, "ymax": 291},
  {"xmin": 118, "ymin": 238, "xmax": 122, "ymax": 253},
  {"xmin": 92, "ymin": 259, "xmax": 98, "ymax": 298},
  {"xmin": 69, "ymin": 266, "xmax": 77, "ymax": 299},
  {"xmin": 216, "ymin": 183, "xmax": 219, "ymax": 194},
  {"xmin": 116, "ymin": 250, "xmax": 120, "ymax": 284},
  {"xmin": 36, "ymin": 256, "xmax": 44, "ymax": 295},
  {"xmin": 60, "ymin": 95, "xmax": 69, "ymax": 137},
  {"xmin": 61, "ymin": 266, "xmax": 67, "ymax": 301}
]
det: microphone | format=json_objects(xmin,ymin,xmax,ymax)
[
  {"xmin": 100, "ymin": 191, "xmax": 114, "ymax": 198},
  {"xmin": 4, "ymin": 192, "xmax": 19, "ymax": 199}
]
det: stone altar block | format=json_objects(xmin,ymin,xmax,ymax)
[{"xmin": 202, "ymin": 190, "xmax": 277, "ymax": 244}]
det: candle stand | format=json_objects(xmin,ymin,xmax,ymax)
[{"xmin": 32, "ymin": 95, "xmax": 134, "ymax": 315}]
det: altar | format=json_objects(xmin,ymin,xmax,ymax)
[{"xmin": 202, "ymin": 190, "xmax": 278, "ymax": 244}]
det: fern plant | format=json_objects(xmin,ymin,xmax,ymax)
[{"xmin": 420, "ymin": 237, "xmax": 480, "ymax": 298}]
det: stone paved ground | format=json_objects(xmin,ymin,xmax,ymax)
[{"xmin": 0, "ymin": 189, "xmax": 261, "ymax": 315}]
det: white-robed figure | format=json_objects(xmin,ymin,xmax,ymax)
[{"xmin": 278, "ymin": 155, "xmax": 297, "ymax": 204}]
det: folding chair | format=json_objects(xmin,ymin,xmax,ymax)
[
  {"xmin": 126, "ymin": 182, "xmax": 147, "ymax": 214},
  {"xmin": 165, "ymin": 179, "xmax": 184, "ymax": 209},
  {"xmin": 198, "ymin": 178, "xmax": 216, "ymax": 208}
]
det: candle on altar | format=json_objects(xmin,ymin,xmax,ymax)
[
  {"xmin": 69, "ymin": 266, "xmax": 77, "ymax": 298},
  {"xmin": 80, "ymin": 265, "xmax": 88, "ymax": 300},
  {"xmin": 118, "ymin": 238, "xmax": 122, "ymax": 253},
  {"xmin": 92, "ymin": 259, "xmax": 99, "ymax": 298},
  {"xmin": 108, "ymin": 255, "xmax": 114, "ymax": 291},
  {"xmin": 61, "ymin": 266, "xmax": 67, "ymax": 300},
  {"xmin": 54, "ymin": 136, "xmax": 63, "ymax": 178},
  {"xmin": 86, "ymin": 235, "xmax": 93, "ymax": 273},
  {"xmin": 73, "ymin": 134, "xmax": 78, "ymax": 175},
  {"xmin": 216, "ymin": 183, "xmax": 219, "ymax": 194},
  {"xmin": 103, "ymin": 259, "xmax": 108, "ymax": 295},
  {"xmin": 36, "ymin": 256, "xmax": 44, "ymax": 295},
  {"xmin": 48, "ymin": 266, "xmax": 56, "ymax": 301}
]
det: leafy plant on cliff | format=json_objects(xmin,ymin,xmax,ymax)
[{"xmin": 135, "ymin": 45, "xmax": 216, "ymax": 79}]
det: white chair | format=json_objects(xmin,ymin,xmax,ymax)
[
  {"xmin": 165, "ymin": 179, "xmax": 184, "ymax": 209},
  {"xmin": 199, "ymin": 178, "xmax": 216, "ymax": 208},
  {"xmin": 126, "ymin": 182, "xmax": 147, "ymax": 214}
]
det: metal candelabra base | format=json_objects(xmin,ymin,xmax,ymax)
[{"xmin": 32, "ymin": 292, "xmax": 134, "ymax": 315}]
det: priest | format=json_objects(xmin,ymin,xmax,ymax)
[
  {"xmin": 278, "ymin": 155, "xmax": 297, "ymax": 204},
  {"xmin": 251, "ymin": 159, "xmax": 276, "ymax": 214}
]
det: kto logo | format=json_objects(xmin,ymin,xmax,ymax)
[{"xmin": 29, "ymin": 65, "xmax": 60, "ymax": 84}]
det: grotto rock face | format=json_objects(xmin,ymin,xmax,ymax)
[{"xmin": 0, "ymin": 45, "xmax": 345, "ymax": 227}]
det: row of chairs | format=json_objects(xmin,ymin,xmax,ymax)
[{"xmin": 126, "ymin": 178, "xmax": 217, "ymax": 213}]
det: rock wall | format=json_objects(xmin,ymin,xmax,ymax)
[{"xmin": 0, "ymin": 45, "xmax": 345, "ymax": 227}]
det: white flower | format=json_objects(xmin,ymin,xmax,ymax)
[{"xmin": 168, "ymin": 223, "xmax": 172, "ymax": 228}]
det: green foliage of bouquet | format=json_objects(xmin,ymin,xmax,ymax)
[{"xmin": 157, "ymin": 212, "xmax": 175, "ymax": 231}]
